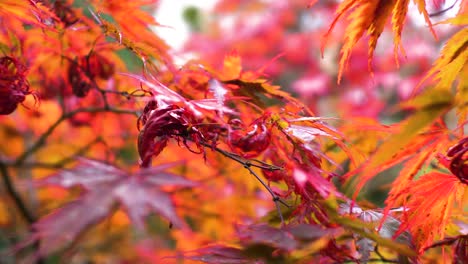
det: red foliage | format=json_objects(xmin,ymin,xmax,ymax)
[
  {"xmin": 0, "ymin": 56, "xmax": 31, "ymax": 115},
  {"xmin": 27, "ymin": 159, "xmax": 195, "ymax": 256},
  {"xmin": 228, "ymin": 116, "xmax": 271, "ymax": 158},
  {"xmin": 0, "ymin": 0, "xmax": 466, "ymax": 263}
]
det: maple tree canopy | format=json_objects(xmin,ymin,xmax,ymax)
[{"xmin": 0, "ymin": 0, "xmax": 466, "ymax": 263}]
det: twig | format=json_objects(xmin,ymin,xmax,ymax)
[
  {"xmin": 342, "ymin": 258, "xmax": 398, "ymax": 263},
  {"xmin": 201, "ymin": 142, "xmax": 282, "ymax": 171},
  {"xmin": 14, "ymin": 107, "xmax": 137, "ymax": 166},
  {"xmin": 199, "ymin": 141, "xmax": 289, "ymax": 224},
  {"xmin": 429, "ymin": 0, "xmax": 459, "ymax": 17},
  {"xmin": 374, "ymin": 245, "xmax": 399, "ymax": 263},
  {"xmin": 423, "ymin": 236, "xmax": 459, "ymax": 251},
  {"xmin": 242, "ymin": 164, "xmax": 288, "ymax": 225},
  {"xmin": 0, "ymin": 160, "xmax": 36, "ymax": 223},
  {"xmin": 9, "ymin": 137, "xmax": 104, "ymax": 169},
  {"xmin": 0, "ymin": 160, "xmax": 45, "ymax": 264}
]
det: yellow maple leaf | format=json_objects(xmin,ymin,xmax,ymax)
[{"xmin": 419, "ymin": 15, "xmax": 468, "ymax": 92}]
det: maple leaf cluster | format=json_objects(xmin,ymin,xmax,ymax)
[{"xmin": 0, "ymin": 0, "xmax": 466, "ymax": 263}]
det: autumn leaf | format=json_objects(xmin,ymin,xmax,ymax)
[
  {"xmin": 321, "ymin": 0, "xmax": 436, "ymax": 82},
  {"xmin": 218, "ymin": 54, "xmax": 301, "ymax": 106},
  {"xmin": 239, "ymin": 223, "xmax": 341, "ymax": 261},
  {"xmin": 395, "ymin": 172, "xmax": 466, "ymax": 251},
  {"xmin": 349, "ymin": 87, "xmax": 453, "ymax": 195},
  {"xmin": 0, "ymin": 56, "xmax": 32, "ymax": 115},
  {"xmin": 293, "ymin": 168, "xmax": 344, "ymax": 200},
  {"xmin": 125, "ymin": 73, "xmax": 235, "ymax": 117},
  {"xmin": 27, "ymin": 159, "xmax": 195, "ymax": 256},
  {"xmin": 333, "ymin": 204, "xmax": 416, "ymax": 258},
  {"xmin": 339, "ymin": 203, "xmax": 413, "ymax": 262},
  {"xmin": 183, "ymin": 245, "xmax": 251, "ymax": 264},
  {"xmin": 0, "ymin": 0, "xmax": 59, "ymax": 29},
  {"xmin": 219, "ymin": 51, "xmax": 242, "ymax": 80},
  {"xmin": 385, "ymin": 140, "xmax": 438, "ymax": 207},
  {"xmin": 92, "ymin": 0, "xmax": 170, "ymax": 64},
  {"xmin": 419, "ymin": 15, "xmax": 468, "ymax": 94},
  {"xmin": 2, "ymin": 0, "xmax": 468, "ymax": 262},
  {"xmin": 236, "ymin": 223, "xmax": 298, "ymax": 251}
]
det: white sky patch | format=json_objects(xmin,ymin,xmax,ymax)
[
  {"xmin": 153, "ymin": 0, "xmax": 218, "ymax": 51},
  {"xmin": 154, "ymin": 1, "xmax": 462, "ymax": 51},
  {"xmin": 408, "ymin": 1, "xmax": 462, "ymax": 26},
  {"xmin": 293, "ymin": 169, "xmax": 308, "ymax": 185}
]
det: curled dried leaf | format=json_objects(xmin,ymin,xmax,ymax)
[{"xmin": 0, "ymin": 56, "xmax": 31, "ymax": 114}]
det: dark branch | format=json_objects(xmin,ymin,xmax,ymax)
[
  {"xmin": 14, "ymin": 107, "xmax": 138, "ymax": 166},
  {"xmin": 242, "ymin": 164, "xmax": 288, "ymax": 225},
  {"xmin": 9, "ymin": 137, "xmax": 104, "ymax": 169},
  {"xmin": 429, "ymin": 0, "xmax": 459, "ymax": 17},
  {"xmin": 198, "ymin": 141, "xmax": 288, "ymax": 225},
  {"xmin": 200, "ymin": 142, "xmax": 282, "ymax": 171},
  {"xmin": 423, "ymin": 236, "xmax": 459, "ymax": 251},
  {"xmin": 0, "ymin": 160, "xmax": 36, "ymax": 223},
  {"xmin": 374, "ymin": 245, "xmax": 400, "ymax": 263}
]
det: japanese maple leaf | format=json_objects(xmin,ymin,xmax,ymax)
[
  {"xmin": 27, "ymin": 159, "xmax": 196, "ymax": 256},
  {"xmin": 320, "ymin": 0, "xmax": 436, "ymax": 82},
  {"xmin": 0, "ymin": 56, "xmax": 32, "ymax": 115},
  {"xmin": 183, "ymin": 223, "xmax": 339, "ymax": 263},
  {"xmin": 395, "ymin": 172, "xmax": 466, "ymax": 251},
  {"xmin": 419, "ymin": 15, "xmax": 467, "ymax": 94},
  {"xmin": 380, "ymin": 137, "xmax": 468, "ymax": 251},
  {"xmin": 386, "ymin": 137, "xmax": 467, "ymax": 251},
  {"xmin": 183, "ymin": 245, "xmax": 252, "ymax": 264},
  {"xmin": 0, "ymin": 0, "xmax": 59, "ymax": 29},
  {"xmin": 339, "ymin": 203, "xmax": 413, "ymax": 262},
  {"xmin": 124, "ymin": 73, "xmax": 236, "ymax": 116},
  {"xmin": 218, "ymin": 52, "xmax": 301, "ymax": 107},
  {"xmin": 236, "ymin": 223, "xmax": 340, "ymax": 251}
]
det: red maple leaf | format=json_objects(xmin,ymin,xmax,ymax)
[{"xmin": 24, "ymin": 159, "xmax": 196, "ymax": 256}]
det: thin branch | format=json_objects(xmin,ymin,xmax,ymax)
[
  {"xmin": 342, "ymin": 258, "xmax": 398, "ymax": 263},
  {"xmin": 9, "ymin": 137, "xmax": 104, "ymax": 169},
  {"xmin": 198, "ymin": 141, "xmax": 288, "ymax": 224},
  {"xmin": 374, "ymin": 245, "xmax": 399, "ymax": 263},
  {"xmin": 429, "ymin": 0, "xmax": 459, "ymax": 17},
  {"xmin": 368, "ymin": 259, "xmax": 398, "ymax": 263},
  {"xmin": 14, "ymin": 107, "xmax": 138, "ymax": 166},
  {"xmin": 200, "ymin": 142, "xmax": 282, "ymax": 171},
  {"xmin": 242, "ymin": 164, "xmax": 288, "ymax": 225},
  {"xmin": 0, "ymin": 160, "xmax": 36, "ymax": 223},
  {"xmin": 423, "ymin": 236, "xmax": 459, "ymax": 251},
  {"xmin": 0, "ymin": 160, "xmax": 45, "ymax": 261}
]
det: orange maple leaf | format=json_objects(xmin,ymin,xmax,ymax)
[
  {"xmin": 220, "ymin": 51, "xmax": 242, "ymax": 80},
  {"xmin": 395, "ymin": 172, "xmax": 466, "ymax": 251},
  {"xmin": 0, "ymin": 0, "xmax": 59, "ymax": 29},
  {"xmin": 321, "ymin": 0, "xmax": 436, "ymax": 83}
]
